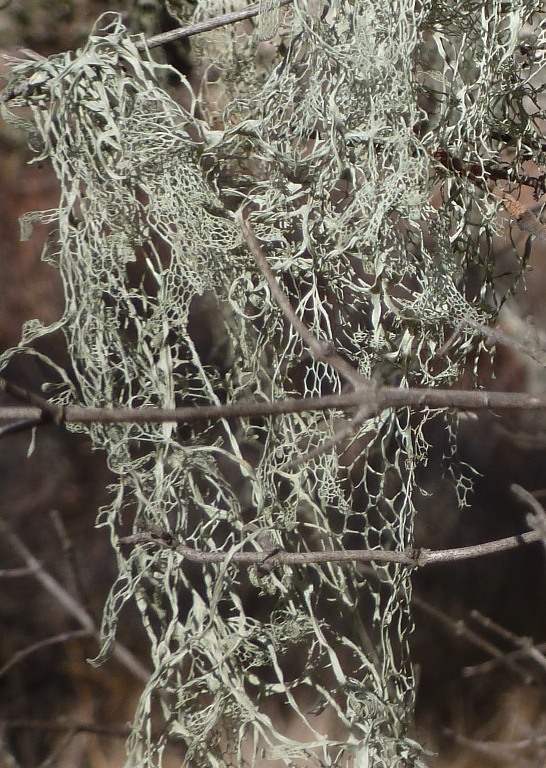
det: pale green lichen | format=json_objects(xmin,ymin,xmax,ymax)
[{"xmin": 1, "ymin": 1, "xmax": 545, "ymax": 765}]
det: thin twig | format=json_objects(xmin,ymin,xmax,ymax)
[
  {"xmin": 438, "ymin": 317, "xmax": 546, "ymax": 365},
  {"xmin": 0, "ymin": 565, "xmax": 39, "ymax": 578},
  {"xmin": 436, "ymin": 316, "xmax": 546, "ymax": 364},
  {"xmin": 50, "ymin": 509, "xmax": 92, "ymax": 615},
  {"xmin": 0, "ymin": 718, "xmax": 183, "ymax": 746},
  {"xmin": 121, "ymin": 527, "xmax": 542, "ymax": 569},
  {"xmin": 0, "ymin": 719, "xmax": 132, "ymax": 740},
  {"xmin": 511, "ymin": 483, "xmax": 546, "ymax": 544},
  {"xmin": 137, "ymin": 0, "xmax": 294, "ymax": 51},
  {"xmin": 0, "ymin": 630, "xmax": 92, "ymax": 681},
  {"xmin": 463, "ymin": 641, "xmax": 546, "ymax": 677},
  {"xmin": 37, "ymin": 728, "xmax": 77, "ymax": 768},
  {"xmin": 443, "ymin": 729, "xmax": 537, "ymax": 768},
  {"xmin": 470, "ymin": 609, "xmax": 546, "ymax": 674},
  {"xmin": 412, "ymin": 594, "xmax": 532, "ymax": 683},
  {"xmin": 0, "ymin": 418, "xmax": 43, "ymax": 437},
  {"xmin": 1, "ymin": 523, "xmax": 150, "ymax": 683},
  {"xmin": 237, "ymin": 210, "xmax": 372, "ymax": 391}
]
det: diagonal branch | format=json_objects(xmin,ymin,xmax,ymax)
[
  {"xmin": 1, "ymin": 523, "xmax": 150, "ymax": 683},
  {"xmin": 138, "ymin": 0, "xmax": 294, "ymax": 51},
  {"xmin": 237, "ymin": 210, "xmax": 375, "ymax": 391},
  {"xmin": 437, "ymin": 317, "xmax": 546, "ymax": 365},
  {"xmin": 470, "ymin": 609, "xmax": 546, "ymax": 674},
  {"xmin": 412, "ymin": 594, "xmax": 533, "ymax": 683},
  {"xmin": 0, "ymin": 376, "xmax": 64, "ymax": 423},
  {"xmin": 0, "ymin": 630, "xmax": 92, "ymax": 681}
]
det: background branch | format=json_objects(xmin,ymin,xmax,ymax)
[
  {"xmin": 1, "ymin": 523, "xmax": 150, "ymax": 683},
  {"xmin": 0, "ymin": 630, "xmax": 92, "ymax": 681}
]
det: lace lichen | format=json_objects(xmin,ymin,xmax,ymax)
[{"xmin": 1, "ymin": 1, "xmax": 545, "ymax": 765}]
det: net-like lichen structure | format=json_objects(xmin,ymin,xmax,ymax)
[{"xmin": 1, "ymin": 1, "xmax": 545, "ymax": 765}]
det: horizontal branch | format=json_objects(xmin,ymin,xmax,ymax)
[
  {"xmin": 3, "ymin": 386, "xmax": 546, "ymax": 427},
  {"xmin": 0, "ymin": 718, "xmax": 132, "ymax": 739},
  {"xmin": 121, "ymin": 528, "xmax": 542, "ymax": 569}
]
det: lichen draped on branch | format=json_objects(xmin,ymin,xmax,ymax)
[{"xmin": 1, "ymin": 0, "xmax": 545, "ymax": 765}]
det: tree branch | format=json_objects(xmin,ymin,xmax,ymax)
[
  {"xmin": 511, "ymin": 483, "xmax": 546, "ymax": 546},
  {"xmin": 137, "ymin": 0, "xmax": 294, "ymax": 51},
  {"xmin": 470, "ymin": 609, "xmax": 546, "ymax": 674},
  {"xmin": 121, "ymin": 527, "xmax": 542, "ymax": 569},
  {"xmin": 437, "ymin": 317, "xmax": 546, "ymax": 366},
  {"xmin": 0, "ymin": 376, "xmax": 63, "ymax": 423},
  {"xmin": 412, "ymin": 594, "xmax": 533, "ymax": 683},
  {"xmin": 5, "ymin": 385, "xmax": 546, "ymax": 429},
  {"xmin": 1, "ymin": 523, "xmax": 150, "ymax": 683},
  {"xmin": 443, "ymin": 729, "xmax": 538, "ymax": 768},
  {"xmin": 237, "ymin": 210, "xmax": 371, "ymax": 391},
  {"xmin": 0, "ymin": 719, "xmax": 132, "ymax": 740},
  {"xmin": 0, "ymin": 630, "xmax": 92, "ymax": 682}
]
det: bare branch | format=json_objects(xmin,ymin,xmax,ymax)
[
  {"xmin": 0, "ymin": 376, "xmax": 64, "ymax": 424},
  {"xmin": 0, "ymin": 418, "xmax": 43, "ymax": 437},
  {"xmin": 511, "ymin": 483, "xmax": 546, "ymax": 551},
  {"xmin": 37, "ymin": 728, "xmax": 77, "ymax": 768},
  {"xmin": 412, "ymin": 594, "xmax": 532, "ymax": 683},
  {"xmin": 137, "ymin": 0, "xmax": 294, "ymax": 51},
  {"xmin": 437, "ymin": 317, "xmax": 546, "ymax": 365},
  {"xmin": 0, "ymin": 719, "xmax": 132, "ymax": 740},
  {"xmin": 0, "ymin": 630, "xmax": 92, "ymax": 681},
  {"xmin": 463, "ymin": 641, "xmax": 546, "ymax": 678},
  {"xmin": 5, "ymin": 385, "xmax": 546, "ymax": 431},
  {"xmin": 1, "ymin": 523, "xmax": 150, "ymax": 683},
  {"xmin": 470, "ymin": 609, "xmax": 546, "ymax": 674},
  {"xmin": 0, "ymin": 565, "xmax": 39, "ymax": 578},
  {"xmin": 0, "ymin": 718, "xmax": 185, "ymax": 746},
  {"xmin": 121, "ymin": 527, "xmax": 542, "ymax": 569},
  {"xmin": 443, "ymin": 729, "xmax": 538, "ymax": 768},
  {"xmin": 49, "ymin": 509, "xmax": 91, "ymax": 614}
]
